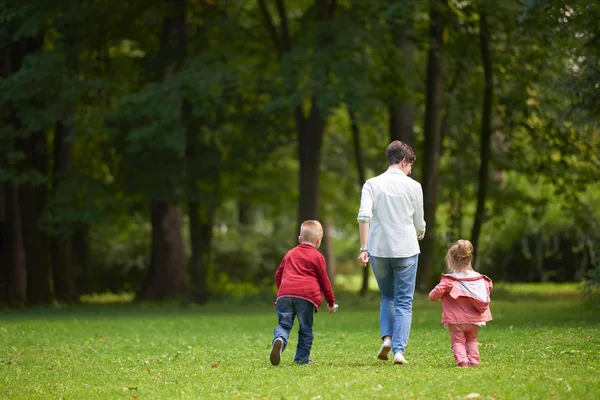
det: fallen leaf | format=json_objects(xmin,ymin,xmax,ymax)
[
  {"xmin": 211, "ymin": 363, "xmax": 218, "ymax": 369},
  {"xmin": 569, "ymin": 361, "xmax": 576, "ymax": 365},
  {"xmin": 148, "ymin": 368, "xmax": 151, "ymax": 374},
  {"xmin": 376, "ymin": 384, "xmax": 383, "ymax": 390},
  {"xmin": 123, "ymin": 387, "xmax": 138, "ymax": 392},
  {"xmin": 466, "ymin": 394, "xmax": 480, "ymax": 399},
  {"xmin": 132, "ymin": 395, "xmax": 138, "ymax": 400}
]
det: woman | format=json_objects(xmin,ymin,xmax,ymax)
[{"xmin": 357, "ymin": 140, "xmax": 426, "ymax": 365}]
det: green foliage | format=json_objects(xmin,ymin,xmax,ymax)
[
  {"xmin": 581, "ymin": 254, "xmax": 600, "ymax": 307},
  {"xmin": 1, "ymin": 286, "xmax": 598, "ymax": 399},
  {"xmin": 2, "ymin": 0, "xmax": 600, "ymax": 303},
  {"xmin": 86, "ymin": 213, "xmax": 151, "ymax": 294},
  {"xmin": 211, "ymin": 220, "xmax": 296, "ymax": 288}
]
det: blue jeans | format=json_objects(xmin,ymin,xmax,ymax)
[
  {"xmin": 370, "ymin": 254, "xmax": 419, "ymax": 355},
  {"xmin": 273, "ymin": 297, "xmax": 314, "ymax": 364}
]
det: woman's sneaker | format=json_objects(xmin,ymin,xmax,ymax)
[
  {"xmin": 393, "ymin": 352, "xmax": 408, "ymax": 365},
  {"xmin": 270, "ymin": 338, "xmax": 283, "ymax": 366},
  {"xmin": 377, "ymin": 337, "xmax": 392, "ymax": 360}
]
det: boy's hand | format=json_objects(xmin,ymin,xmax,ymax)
[{"xmin": 328, "ymin": 303, "xmax": 339, "ymax": 314}]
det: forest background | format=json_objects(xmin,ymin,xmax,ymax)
[{"xmin": 1, "ymin": 0, "xmax": 599, "ymax": 306}]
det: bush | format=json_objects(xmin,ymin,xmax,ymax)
[
  {"xmin": 581, "ymin": 254, "xmax": 600, "ymax": 307},
  {"xmin": 86, "ymin": 214, "xmax": 151, "ymax": 294},
  {"xmin": 212, "ymin": 227, "xmax": 292, "ymax": 288}
]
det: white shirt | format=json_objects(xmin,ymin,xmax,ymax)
[{"xmin": 357, "ymin": 168, "xmax": 426, "ymax": 258}]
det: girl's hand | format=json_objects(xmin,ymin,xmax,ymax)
[{"xmin": 357, "ymin": 251, "xmax": 369, "ymax": 267}]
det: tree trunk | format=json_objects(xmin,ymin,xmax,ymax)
[
  {"xmin": 295, "ymin": 100, "xmax": 326, "ymax": 229},
  {"xmin": 417, "ymin": 0, "xmax": 446, "ymax": 291},
  {"xmin": 349, "ymin": 108, "xmax": 370, "ymax": 296},
  {"xmin": 140, "ymin": 0, "xmax": 190, "ymax": 300},
  {"xmin": 389, "ymin": 20, "xmax": 417, "ymax": 150},
  {"xmin": 238, "ymin": 199, "xmax": 252, "ymax": 228},
  {"xmin": 186, "ymin": 134, "xmax": 219, "ymax": 304},
  {"xmin": 18, "ymin": 136, "xmax": 51, "ymax": 304},
  {"xmin": 3, "ymin": 35, "xmax": 50, "ymax": 304},
  {"xmin": 321, "ymin": 218, "xmax": 336, "ymax": 286},
  {"xmin": 258, "ymin": 0, "xmax": 335, "ymax": 235},
  {"xmin": 73, "ymin": 224, "xmax": 90, "ymax": 294},
  {"xmin": 188, "ymin": 201, "xmax": 213, "ymax": 304},
  {"xmin": 141, "ymin": 202, "xmax": 189, "ymax": 299},
  {"xmin": 5, "ymin": 184, "xmax": 27, "ymax": 306},
  {"xmin": 470, "ymin": 12, "xmax": 493, "ymax": 267},
  {"xmin": 0, "ymin": 184, "xmax": 6, "ymax": 302},
  {"xmin": 50, "ymin": 120, "xmax": 77, "ymax": 302}
]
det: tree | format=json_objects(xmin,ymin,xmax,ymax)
[
  {"xmin": 470, "ymin": 10, "xmax": 493, "ymax": 266},
  {"xmin": 418, "ymin": 0, "xmax": 446, "ymax": 290},
  {"xmin": 258, "ymin": 0, "xmax": 338, "ymax": 231},
  {"xmin": 387, "ymin": 2, "xmax": 418, "ymax": 149},
  {"xmin": 139, "ymin": 0, "xmax": 189, "ymax": 300}
]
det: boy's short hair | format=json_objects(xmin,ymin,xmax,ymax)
[
  {"xmin": 300, "ymin": 220, "xmax": 323, "ymax": 242},
  {"xmin": 386, "ymin": 140, "xmax": 416, "ymax": 165}
]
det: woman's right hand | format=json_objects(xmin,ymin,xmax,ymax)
[{"xmin": 357, "ymin": 251, "xmax": 369, "ymax": 267}]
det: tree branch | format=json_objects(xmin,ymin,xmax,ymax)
[
  {"xmin": 327, "ymin": 0, "xmax": 337, "ymax": 20},
  {"xmin": 257, "ymin": 0, "xmax": 282, "ymax": 54},
  {"xmin": 275, "ymin": 0, "xmax": 292, "ymax": 52}
]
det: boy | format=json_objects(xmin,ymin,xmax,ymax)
[{"xmin": 270, "ymin": 220, "xmax": 339, "ymax": 365}]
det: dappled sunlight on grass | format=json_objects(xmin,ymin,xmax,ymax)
[
  {"xmin": 495, "ymin": 281, "xmax": 581, "ymax": 295},
  {"xmin": 335, "ymin": 272, "xmax": 380, "ymax": 292},
  {"xmin": 80, "ymin": 292, "xmax": 135, "ymax": 304}
]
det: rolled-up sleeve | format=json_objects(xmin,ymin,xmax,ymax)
[
  {"xmin": 357, "ymin": 181, "xmax": 373, "ymax": 222},
  {"xmin": 413, "ymin": 182, "xmax": 426, "ymax": 237}
]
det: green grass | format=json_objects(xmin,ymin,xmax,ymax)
[{"xmin": 1, "ymin": 284, "xmax": 599, "ymax": 399}]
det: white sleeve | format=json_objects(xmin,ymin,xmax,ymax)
[
  {"xmin": 357, "ymin": 181, "xmax": 373, "ymax": 223},
  {"xmin": 413, "ymin": 182, "xmax": 426, "ymax": 237}
]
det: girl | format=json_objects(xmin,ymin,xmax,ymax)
[{"xmin": 429, "ymin": 240, "xmax": 493, "ymax": 367}]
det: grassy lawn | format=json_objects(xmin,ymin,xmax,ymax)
[{"xmin": 1, "ymin": 283, "xmax": 599, "ymax": 399}]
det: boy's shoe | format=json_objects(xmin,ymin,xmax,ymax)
[
  {"xmin": 393, "ymin": 352, "xmax": 408, "ymax": 365},
  {"xmin": 377, "ymin": 337, "xmax": 392, "ymax": 360},
  {"xmin": 270, "ymin": 338, "xmax": 283, "ymax": 366}
]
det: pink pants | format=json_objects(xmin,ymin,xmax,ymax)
[{"xmin": 449, "ymin": 324, "xmax": 480, "ymax": 366}]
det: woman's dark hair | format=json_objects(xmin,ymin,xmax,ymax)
[{"xmin": 386, "ymin": 140, "xmax": 416, "ymax": 165}]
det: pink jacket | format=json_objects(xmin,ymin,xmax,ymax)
[{"xmin": 429, "ymin": 273, "xmax": 493, "ymax": 325}]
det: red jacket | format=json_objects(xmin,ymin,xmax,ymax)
[
  {"xmin": 275, "ymin": 243, "xmax": 335, "ymax": 312},
  {"xmin": 429, "ymin": 272, "xmax": 493, "ymax": 325}
]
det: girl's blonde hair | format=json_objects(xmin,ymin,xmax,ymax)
[{"xmin": 445, "ymin": 239, "xmax": 474, "ymax": 273}]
